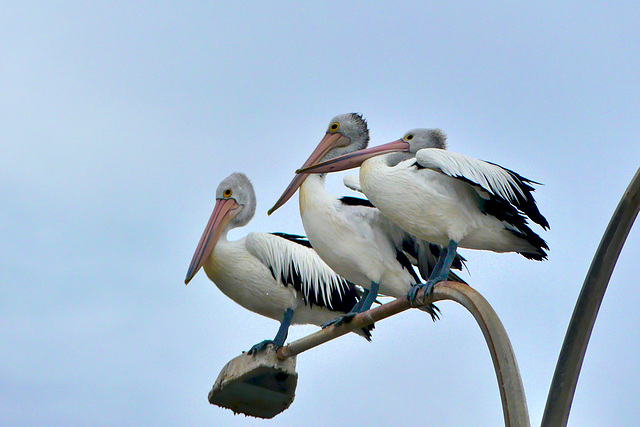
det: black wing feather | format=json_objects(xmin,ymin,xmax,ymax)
[
  {"xmin": 339, "ymin": 196, "xmax": 375, "ymax": 208},
  {"xmin": 267, "ymin": 233, "xmax": 360, "ymax": 312},
  {"xmin": 270, "ymin": 232, "xmax": 312, "ymax": 248}
]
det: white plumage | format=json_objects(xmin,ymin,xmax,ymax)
[
  {"xmin": 416, "ymin": 149, "xmax": 528, "ymax": 202},
  {"xmin": 299, "ymin": 175, "xmax": 421, "ymax": 298},
  {"xmin": 296, "ymin": 127, "xmax": 548, "ymax": 303},
  {"xmin": 342, "ymin": 174, "xmax": 362, "ymax": 193},
  {"xmin": 269, "ymin": 115, "xmax": 464, "ymax": 318},
  {"xmin": 244, "ymin": 232, "xmax": 352, "ymax": 309},
  {"xmin": 186, "ymin": 172, "xmax": 372, "ymax": 352},
  {"xmin": 299, "ymin": 128, "xmax": 549, "ymax": 258}
]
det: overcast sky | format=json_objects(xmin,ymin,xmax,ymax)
[{"xmin": 2, "ymin": 1, "xmax": 639, "ymax": 426}]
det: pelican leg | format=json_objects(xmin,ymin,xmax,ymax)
[
  {"xmin": 248, "ymin": 308, "xmax": 294, "ymax": 355},
  {"xmin": 359, "ymin": 281, "xmax": 379, "ymax": 312},
  {"xmin": 320, "ymin": 292, "xmax": 365, "ymax": 328},
  {"xmin": 408, "ymin": 240, "xmax": 459, "ymax": 308},
  {"xmin": 321, "ymin": 282, "xmax": 380, "ymax": 328},
  {"xmin": 349, "ymin": 288, "xmax": 370, "ymax": 313}
]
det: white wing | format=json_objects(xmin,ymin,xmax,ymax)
[
  {"xmin": 244, "ymin": 232, "xmax": 358, "ymax": 311},
  {"xmin": 415, "ymin": 148, "xmax": 549, "ymax": 229}
]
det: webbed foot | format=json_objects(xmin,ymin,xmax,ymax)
[
  {"xmin": 321, "ymin": 312, "xmax": 357, "ymax": 329},
  {"xmin": 247, "ymin": 339, "xmax": 279, "ymax": 355},
  {"xmin": 408, "ymin": 280, "xmax": 442, "ymax": 320},
  {"xmin": 407, "ymin": 280, "xmax": 435, "ymax": 305}
]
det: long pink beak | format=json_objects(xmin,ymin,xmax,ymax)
[
  {"xmin": 296, "ymin": 139, "xmax": 410, "ymax": 174},
  {"xmin": 185, "ymin": 198, "xmax": 239, "ymax": 284},
  {"xmin": 268, "ymin": 132, "xmax": 348, "ymax": 215}
]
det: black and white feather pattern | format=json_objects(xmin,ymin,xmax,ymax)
[
  {"xmin": 246, "ymin": 232, "xmax": 359, "ymax": 312},
  {"xmin": 338, "ymin": 183, "xmax": 468, "ymax": 278},
  {"xmin": 415, "ymin": 148, "xmax": 550, "ymax": 229},
  {"xmin": 270, "ymin": 232, "xmax": 312, "ymax": 248},
  {"xmin": 338, "ymin": 195, "xmax": 467, "ymax": 282}
]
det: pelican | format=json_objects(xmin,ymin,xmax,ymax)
[
  {"xmin": 297, "ymin": 128, "xmax": 549, "ymax": 304},
  {"xmin": 268, "ymin": 114, "xmax": 465, "ymax": 322},
  {"xmin": 185, "ymin": 172, "xmax": 372, "ymax": 353}
]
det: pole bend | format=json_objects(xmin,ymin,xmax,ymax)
[{"xmin": 278, "ymin": 281, "xmax": 530, "ymax": 427}]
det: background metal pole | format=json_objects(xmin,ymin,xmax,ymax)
[{"xmin": 542, "ymin": 167, "xmax": 640, "ymax": 427}]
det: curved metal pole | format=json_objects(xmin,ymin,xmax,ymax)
[
  {"xmin": 542, "ymin": 166, "xmax": 640, "ymax": 427},
  {"xmin": 277, "ymin": 281, "xmax": 530, "ymax": 427}
]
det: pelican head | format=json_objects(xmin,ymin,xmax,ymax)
[
  {"xmin": 296, "ymin": 128, "xmax": 447, "ymax": 175},
  {"xmin": 268, "ymin": 113, "xmax": 369, "ymax": 215},
  {"xmin": 400, "ymin": 128, "xmax": 447, "ymax": 152},
  {"xmin": 185, "ymin": 172, "xmax": 256, "ymax": 284}
]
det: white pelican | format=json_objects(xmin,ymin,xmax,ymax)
[
  {"xmin": 268, "ymin": 114, "xmax": 465, "ymax": 322},
  {"xmin": 297, "ymin": 128, "xmax": 549, "ymax": 304},
  {"xmin": 185, "ymin": 172, "xmax": 372, "ymax": 353}
]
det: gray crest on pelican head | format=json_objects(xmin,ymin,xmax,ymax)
[
  {"xmin": 387, "ymin": 128, "xmax": 448, "ymax": 166},
  {"xmin": 402, "ymin": 128, "xmax": 448, "ymax": 152},
  {"xmin": 217, "ymin": 172, "xmax": 256, "ymax": 228},
  {"xmin": 323, "ymin": 113, "xmax": 370, "ymax": 161}
]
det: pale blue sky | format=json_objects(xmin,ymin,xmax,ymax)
[{"xmin": 2, "ymin": 1, "xmax": 639, "ymax": 426}]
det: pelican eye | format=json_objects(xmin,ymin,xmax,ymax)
[
  {"xmin": 223, "ymin": 188, "xmax": 232, "ymax": 198},
  {"xmin": 329, "ymin": 122, "xmax": 340, "ymax": 132},
  {"xmin": 403, "ymin": 134, "xmax": 414, "ymax": 142}
]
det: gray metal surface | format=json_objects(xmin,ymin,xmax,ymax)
[{"xmin": 542, "ymin": 167, "xmax": 640, "ymax": 427}]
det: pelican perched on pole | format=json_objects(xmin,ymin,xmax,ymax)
[
  {"xmin": 185, "ymin": 172, "xmax": 372, "ymax": 353},
  {"xmin": 297, "ymin": 128, "xmax": 549, "ymax": 304},
  {"xmin": 268, "ymin": 114, "xmax": 465, "ymax": 323}
]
